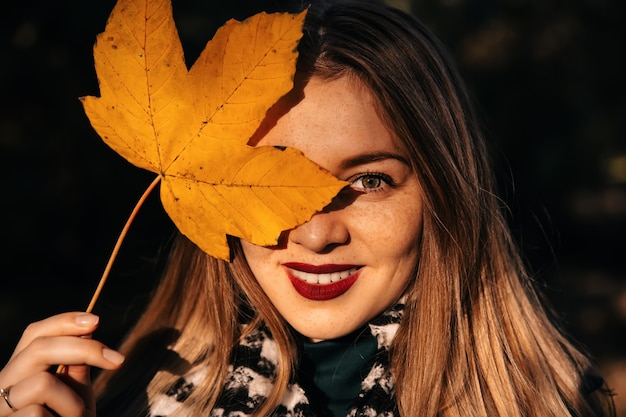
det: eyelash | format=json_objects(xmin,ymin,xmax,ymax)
[{"xmin": 349, "ymin": 172, "xmax": 396, "ymax": 193}]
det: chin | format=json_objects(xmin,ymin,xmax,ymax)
[
  {"xmin": 299, "ymin": 331, "xmax": 344, "ymax": 343},
  {"xmin": 293, "ymin": 324, "xmax": 365, "ymax": 342}
]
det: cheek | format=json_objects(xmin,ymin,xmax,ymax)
[
  {"xmin": 240, "ymin": 242, "xmax": 273, "ymax": 278},
  {"xmin": 356, "ymin": 199, "xmax": 423, "ymax": 259}
]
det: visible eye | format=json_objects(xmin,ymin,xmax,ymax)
[{"xmin": 350, "ymin": 172, "xmax": 395, "ymax": 193}]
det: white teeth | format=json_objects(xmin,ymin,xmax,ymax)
[
  {"xmin": 318, "ymin": 273, "xmax": 332, "ymax": 284},
  {"xmin": 289, "ymin": 267, "xmax": 359, "ymax": 284}
]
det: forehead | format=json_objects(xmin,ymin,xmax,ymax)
[{"xmin": 253, "ymin": 76, "xmax": 401, "ymax": 169}]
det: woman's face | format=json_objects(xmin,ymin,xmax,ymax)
[{"xmin": 241, "ymin": 76, "xmax": 424, "ymax": 341}]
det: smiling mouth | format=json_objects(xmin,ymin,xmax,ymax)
[
  {"xmin": 288, "ymin": 266, "xmax": 360, "ymax": 284},
  {"xmin": 283, "ymin": 263, "xmax": 361, "ymax": 300}
]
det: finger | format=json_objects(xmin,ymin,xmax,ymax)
[
  {"xmin": 60, "ymin": 334, "xmax": 96, "ymax": 414},
  {"xmin": 61, "ymin": 334, "xmax": 92, "ymax": 385},
  {"xmin": 64, "ymin": 363, "xmax": 91, "ymax": 385},
  {"xmin": 2, "ymin": 336, "xmax": 124, "ymax": 387},
  {"xmin": 5, "ymin": 404, "xmax": 55, "ymax": 417},
  {"xmin": 0, "ymin": 387, "xmax": 17, "ymax": 417},
  {"xmin": 60, "ymin": 365, "xmax": 96, "ymax": 416},
  {"xmin": 12, "ymin": 313, "xmax": 100, "ymax": 359},
  {"xmin": 0, "ymin": 372, "xmax": 85, "ymax": 417}
]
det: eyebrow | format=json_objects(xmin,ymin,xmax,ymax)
[{"xmin": 339, "ymin": 151, "xmax": 410, "ymax": 170}]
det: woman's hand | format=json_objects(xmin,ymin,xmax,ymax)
[{"xmin": 0, "ymin": 312, "xmax": 125, "ymax": 417}]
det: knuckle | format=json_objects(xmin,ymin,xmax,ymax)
[
  {"xmin": 21, "ymin": 312, "xmax": 75, "ymax": 342},
  {"xmin": 72, "ymin": 394, "xmax": 87, "ymax": 415},
  {"xmin": 31, "ymin": 371, "xmax": 60, "ymax": 395},
  {"xmin": 27, "ymin": 335, "xmax": 54, "ymax": 356},
  {"xmin": 77, "ymin": 397, "xmax": 87, "ymax": 413},
  {"xmin": 11, "ymin": 335, "xmax": 53, "ymax": 366},
  {"xmin": 20, "ymin": 404, "xmax": 52, "ymax": 417},
  {"xmin": 21, "ymin": 320, "xmax": 44, "ymax": 341}
]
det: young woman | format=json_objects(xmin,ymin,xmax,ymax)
[{"xmin": 0, "ymin": 0, "xmax": 615, "ymax": 416}]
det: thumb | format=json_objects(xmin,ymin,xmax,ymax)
[
  {"xmin": 62, "ymin": 363, "xmax": 97, "ymax": 417},
  {"xmin": 62, "ymin": 333, "xmax": 93, "ymax": 386},
  {"xmin": 60, "ymin": 335, "xmax": 97, "ymax": 414},
  {"xmin": 65, "ymin": 363, "xmax": 92, "ymax": 386}
]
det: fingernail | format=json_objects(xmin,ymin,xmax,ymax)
[
  {"xmin": 102, "ymin": 348, "xmax": 125, "ymax": 365},
  {"xmin": 75, "ymin": 313, "xmax": 99, "ymax": 327}
]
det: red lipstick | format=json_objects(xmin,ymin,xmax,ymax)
[{"xmin": 283, "ymin": 263, "xmax": 361, "ymax": 301}]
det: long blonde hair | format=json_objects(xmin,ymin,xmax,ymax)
[{"xmin": 95, "ymin": 1, "xmax": 614, "ymax": 415}]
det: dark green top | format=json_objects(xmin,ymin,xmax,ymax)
[{"xmin": 297, "ymin": 328, "xmax": 379, "ymax": 417}]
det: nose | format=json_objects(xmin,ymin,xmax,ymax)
[{"xmin": 288, "ymin": 211, "xmax": 350, "ymax": 253}]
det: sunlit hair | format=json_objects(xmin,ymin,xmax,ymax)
[{"xmin": 95, "ymin": 1, "xmax": 615, "ymax": 416}]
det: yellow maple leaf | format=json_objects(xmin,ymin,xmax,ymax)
[{"xmin": 81, "ymin": 0, "xmax": 347, "ymax": 261}]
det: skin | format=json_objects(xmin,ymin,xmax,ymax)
[
  {"xmin": 0, "ymin": 313, "xmax": 124, "ymax": 417},
  {"xmin": 0, "ymin": 75, "xmax": 423, "ymax": 415},
  {"xmin": 242, "ymin": 75, "xmax": 424, "ymax": 342}
]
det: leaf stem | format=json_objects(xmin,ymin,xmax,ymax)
[
  {"xmin": 56, "ymin": 174, "xmax": 162, "ymax": 375},
  {"xmin": 85, "ymin": 174, "xmax": 163, "ymax": 313}
]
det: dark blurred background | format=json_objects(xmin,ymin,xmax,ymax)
[{"xmin": 1, "ymin": 0, "xmax": 624, "ymax": 413}]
